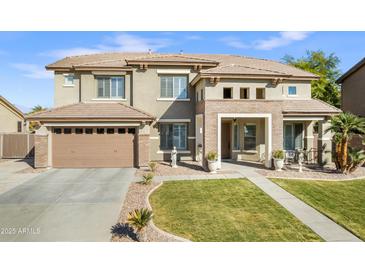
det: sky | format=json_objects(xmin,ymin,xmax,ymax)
[{"xmin": 0, "ymin": 31, "xmax": 364, "ymax": 112}]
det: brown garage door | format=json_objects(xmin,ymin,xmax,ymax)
[{"xmin": 52, "ymin": 127, "xmax": 136, "ymax": 168}]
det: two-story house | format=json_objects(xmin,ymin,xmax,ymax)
[
  {"xmin": 28, "ymin": 52, "xmax": 340, "ymax": 169},
  {"xmin": 337, "ymin": 57, "xmax": 365, "ymax": 148}
]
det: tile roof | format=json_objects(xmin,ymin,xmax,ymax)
[
  {"xmin": 26, "ymin": 102, "xmax": 155, "ymax": 121},
  {"xmin": 46, "ymin": 52, "xmax": 318, "ymax": 79},
  {"xmin": 282, "ymin": 99, "xmax": 341, "ymax": 114}
]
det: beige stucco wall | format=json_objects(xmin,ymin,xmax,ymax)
[
  {"xmin": 132, "ymin": 66, "xmax": 197, "ymax": 161},
  {"xmin": 54, "ymin": 72, "xmax": 80, "ymax": 107},
  {"xmin": 203, "ymin": 79, "xmax": 311, "ymax": 100},
  {"xmin": 341, "ymin": 64, "xmax": 365, "ymax": 117},
  {"xmin": 0, "ymin": 102, "xmax": 24, "ymax": 133}
]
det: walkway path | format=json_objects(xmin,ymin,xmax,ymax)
[{"xmin": 221, "ymin": 162, "xmax": 362, "ymax": 242}]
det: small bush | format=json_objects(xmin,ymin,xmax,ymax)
[
  {"xmin": 141, "ymin": 173, "xmax": 154, "ymax": 185},
  {"xmin": 148, "ymin": 161, "xmax": 157, "ymax": 173},
  {"xmin": 207, "ymin": 151, "xmax": 218, "ymax": 161},
  {"xmin": 272, "ymin": 149, "xmax": 285, "ymax": 159}
]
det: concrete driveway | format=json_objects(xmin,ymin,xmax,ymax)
[{"xmin": 0, "ymin": 167, "xmax": 135, "ymax": 241}]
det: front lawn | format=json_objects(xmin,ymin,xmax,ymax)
[
  {"xmin": 149, "ymin": 179, "xmax": 321, "ymax": 241},
  {"xmin": 271, "ymin": 178, "xmax": 365, "ymax": 241}
]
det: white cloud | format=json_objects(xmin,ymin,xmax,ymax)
[
  {"xmin": 220, "ymin": 36, "xmax": 249, "ymax": 49},
  {"xmin": 254, "ymin": 31, "xmax": 311, "ymax": 50},
  {"xmin": 221, "ymin": 32, "xmax": 311, "ymax": 50},
  {"xmin": 41, "ymin": 33, "xmax": 173, "ymax": 58},
  {"xmin": 11, "ymin": 63, "xmax": 53, "ymax": 79}
]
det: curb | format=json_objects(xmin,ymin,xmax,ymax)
[{"xmin": 146, "ymin": 181, "xmax": 191, "ymax": 242}]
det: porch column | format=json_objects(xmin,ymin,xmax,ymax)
[
  {"xmin": 137, "ymin": 123, "xmax": 150, "ymax": 167},
  {"xmin": 304, "ymin": 121, "xmax": 315, "ymax": 163},
  {"xmin": 34, "ymin": 126, "xmax": 49, "ymax": 168},
  {"xmin": 318, "ymin": 119, "xmax": 332, "ymax": 166},
  {"xmin": 264, "ymin": 116, "xmax": 272, "ymax": 168}
]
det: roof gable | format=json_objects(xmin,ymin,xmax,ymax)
[
  {"xmin": 337, "ymin": 57, "xmax": 365, "ymax": 83},
  {"xmin": 0, "ymin": 96, "xmax": 24, "ymax": 119}
]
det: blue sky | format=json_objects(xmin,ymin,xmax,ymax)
[{"xmin": 0, "ymin": 31, "xmax": 364, "ymax": 112}]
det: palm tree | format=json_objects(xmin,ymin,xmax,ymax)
[
  {"xmin": 347, "ymin": 148, "xmax": 365, "ymax": 173},
  {"xmin": 127, "ymin": 208, "xmax": 153, "ymax": 242},
  {"xmin": 326, "ymin": 113, "xmax": 365, "ymax": 173},
  {"xmin": 29, "ymin": 105, "xmax": 47, "ymax": 114},
  {"xmin": 27, "ymin": 105, "xmax": 48, "ymax": 132}
]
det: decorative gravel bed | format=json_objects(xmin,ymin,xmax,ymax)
[
  {"xmin": 111, "ymin": 180, "xmax": 187, "ymax": 242},
  {"xmin": 257, "ymin": 164, "xmax": 365, "ymax": 180},
  {"xmin": 135, "ymin": 161, "xmax": 236, "ymax": 177}
]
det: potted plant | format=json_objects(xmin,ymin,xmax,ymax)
[
  {"xmin": 272, "ymin": 149, "xmax": 285, "ymax": 171},
  {"xmin": 206, "ymin": 151, "xmax": 218, "ymax": 173}
]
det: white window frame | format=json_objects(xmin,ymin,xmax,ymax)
[
  {"xmin": 233, "ymin": 122, "xmax": 240, "ymax": 150},
  {"xmin": 240, "ymin": 87, "xmax": 250, "ymax": 99},
  {"xmin": 63, "ymin": 74, "xmax": 75, "ymax": 87},
  {"xmin": 288, "ymin": 86, "xmax": 297, "ymax": 96},
  {"xmin": 160, "ymin": 75, "xmax": 188, "ymax": 100},
  {"xmin": 97, "ymin": 76, "xmax": 125, "ymax": 99}
]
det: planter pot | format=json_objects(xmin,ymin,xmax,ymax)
[
  {"xmin": 208, "ymin": 160, "xmax": 218, "ymax": 173},
  {"xmin": 273, "ymin": 158, "xmax": 284, "ymax": 171}
]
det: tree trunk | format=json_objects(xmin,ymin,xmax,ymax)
[
  {"xmin": 340, "ymin": 138, "xmax": 348, "ymax": 173},
  {"xmin": 335, "ymin": 142, "xmax": 341, "ymax": 170}
]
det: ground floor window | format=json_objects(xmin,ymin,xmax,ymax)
[
  {"xmin": 243, "ymin": 124, "xmax": 256, "ymax": 150},
  {"xmin": 160, "ymin": 123, "xmax": 187, "ymax": 150},
  {"xmin": 233, "ymin": 123, "xmax": 240, "ymax": 149},
  {"xmin": 284, "ymin": 123, "xmax": 303, "ymax": 150}
]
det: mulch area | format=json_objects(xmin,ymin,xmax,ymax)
[
  {"xmin": 111, "ymin": 181, "xmax": 181, "ymax": 242},
  {"xmin": 257, "ymin": 164, "xmax": 365, "ymax": 180}
]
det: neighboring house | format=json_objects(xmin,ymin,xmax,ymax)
[
  {"xmin": 337, "ymin": 58, "xmax": 365, "ymax": 148},
  {"xmin": 27, "ymin": 52, "xmax": 340, "ymax": 169},
  {"xmin": 337, "ymin": 58, "xmax": 365, "ymax": 117},
  {"xmin": 0, "ymin": 95, "xmax": 25, "ymax": 133}
]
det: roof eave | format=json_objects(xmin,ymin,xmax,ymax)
[{"xmin": 336, "ymin": 57, "xmax": 365, "ymax": 84}]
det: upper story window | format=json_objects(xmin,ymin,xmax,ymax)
[
  {"xmin": 97, "ymin": 77, "xmax": 125, "ymax": 99},
  {"xmin": 240, "ymin": 88, "xmax": 249, "ymax": 99},
  {"xmin": 256, "ymin": 88, "xmax": 265, "ymax": 99},
  {"xmin": 64, "ymin": 74, "xmax": 74, "ymax": 86},
  {"xmin": 160, "ymin": 75, "xmax": 188, "ymax": 99},
  {"xmin": 223, "ymin": 88, "xmax": 233, "ymax": 99},
  {"xmin": 288, "ymin": 86, "xmax": 297, "ymax": 96}
]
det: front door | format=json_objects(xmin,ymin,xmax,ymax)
[{"xmin": 221, "ymin": 122, "xmax": 231, "ymax": 159}]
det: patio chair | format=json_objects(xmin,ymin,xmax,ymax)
[{"xmin": 285, "ymin": 150, "xmax": 296, "ymax": 165}]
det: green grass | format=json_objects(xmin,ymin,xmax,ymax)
[
  {"xmin": 149, "ymin": 179, "xmax": 321, "ymax": 242},
  {"xmin": 271, "ymin": 178, "xmax": 365, "ymax": 241}
]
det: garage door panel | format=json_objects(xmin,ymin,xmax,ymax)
[{"xmin": 52, "ymin": 129, "xmax": 135, "ymax": 168}]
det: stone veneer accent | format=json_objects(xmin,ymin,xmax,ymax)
[
  {"xmin": 34, "ymin": 134, "xmax": 48, "ymax": 168},
  {"xmin": 201, "ymin": 100, "xmax": 284, "ymax": 167},
  {"xmin": 137, "ymin": 134, "xmax": 150, "ymax": 167}
]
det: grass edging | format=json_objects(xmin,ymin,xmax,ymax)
[
  {"xmin": 146, "ymin": 181, "xmax": 191, "ymax": 242},
  {"xmin": 267, "ymin": 175, "xmax": 365, "ymax": 182}
]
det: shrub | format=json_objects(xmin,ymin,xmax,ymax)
[
  {"xmin": 127, "ymin": 208, "xmax": 153, "ymax": 241},
  {"xmin": 347, "ymin": 147, "xmax": 365, "ymax": 174},
  {"xmin": 141, "ymin": 173, "xmax": 154, "ymax": 185},
  {"xmin": 207, "ymin": 151, "xmax": 218, "ymax": 161},
  {"xmin": 272, "ymin": 149, "xmax": 285, "ymax": 160},
  {"xmin": 148, "ymin": 161, "xmax": 157, "ymax": 173}
]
